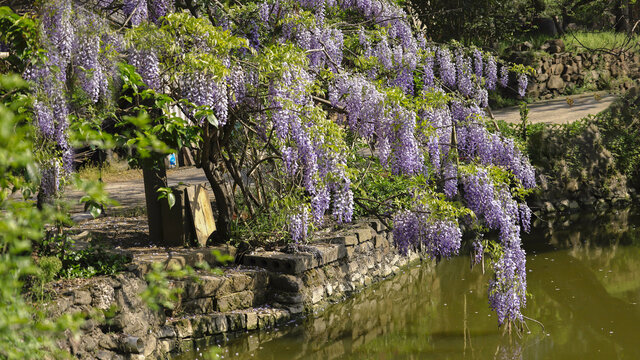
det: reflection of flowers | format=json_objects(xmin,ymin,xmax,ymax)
[{"xmin": 495, "ymin": 342, "xmax": 523, "ymax": 360}]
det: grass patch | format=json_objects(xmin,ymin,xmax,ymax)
[
  {"xmin": 495, "ymin": 31, "xmax": 639, "ymax": 58},
  {"xmin": 562, "ymin": 31, "xmax": 639, "ymax": 53},
  {"xmin": 76, "ymin": 160, "xmax": 143, "ymax": 183}
]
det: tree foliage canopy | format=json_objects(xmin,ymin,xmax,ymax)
[{"xmin": 0, "ymin": 0, "xmax": 539, "ymax": 341}]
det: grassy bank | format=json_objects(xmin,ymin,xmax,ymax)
[{"xmin": 497, "ymin": 30, "xmax": 639, "ymax": 57}]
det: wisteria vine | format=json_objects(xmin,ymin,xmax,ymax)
[{"xmin": 30, "ymin": 0, "xmax": 536, "ymax": 328}]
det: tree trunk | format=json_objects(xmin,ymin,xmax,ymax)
[
  {"xmin": 203, "ymin": 161, "xmax": 234, "ymax": 242},
  {"xmin": 616, "ymin": 0, "xmax": 631, "ymax": 33},
  {"xmin": 143, "ymin": 165, "xmax": 167, "ymax": 243},
  {"xmin": 200, "ymin": 124, "xmax": 235, "ymax": 243},
  {"xmin": 553, "ymin": 15, "xmax": 564, "ymax": 35},
  {"xmin": 623, "ymin": 0, "xmax": 631, "ymax": 34}
]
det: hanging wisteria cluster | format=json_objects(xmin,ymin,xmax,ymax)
[
  {"xmin": 32, "ymin": 0, "xmax": 537, "ymax": 327},
  {"xmin": 121, "ymin": 0, "xmax": 172, "ymax": 25},
  {"xmin": 27, "ymin": 0, "xmax": 123, "ymax": 201},
  {"xmin": 267, "ymin": 64, "xmax": 354, "ymax": 226},
  {"xmin": 26, "ymin": 0, "xmax": 111, "ymax": 199}
]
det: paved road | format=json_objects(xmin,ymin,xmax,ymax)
[{"xmin": 492, "ymin": 92, "xmax": 618, "ymax": 125}]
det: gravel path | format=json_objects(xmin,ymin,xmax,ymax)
[{"xmin": 492, "ymin": 92, "xmax": 618, "ymax": 125}]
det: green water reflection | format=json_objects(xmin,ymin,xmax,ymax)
[{"xmin": 182, "ymin": 209, "xmax": 640, "ymax": 360}]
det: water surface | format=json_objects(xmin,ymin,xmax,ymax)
[{"xmin": 181, "ymin": 209, "xmax": 640, "ymax": 359}]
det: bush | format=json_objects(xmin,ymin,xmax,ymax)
[{"xmin": 36, "ymin": 256, "xmax": 62, "ymax": 284}]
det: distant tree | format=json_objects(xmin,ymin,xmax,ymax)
[{"xmin": 408, "ymin": 0, "xmax": 535, "ymax": 45}]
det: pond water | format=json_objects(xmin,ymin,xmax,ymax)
[{"xmin": 180, "ymin": 208, "xmax": 640, "ymax": 360}]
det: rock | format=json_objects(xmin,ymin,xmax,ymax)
[
  {"xmin": 246, "ymin": 312, "xmax": 258, "ymax": 330},
  {"xmin": 71, "ymin": 213, "xmax": 96, "ymax": 223},
  {"xmin": 229, "ymin": 273, "xmax": 253, "ymax": 293},
  {"xmin": 558, "ymin": 199, "xmax": 570, "ymax": 212},
  {"xmin": 242, "ymin": 251, "xmax": 315, "ymax": 274},
  {"xmin": 96, "ymin": 350, "xmax": 116, "ymax": 360},
  {"xmin": 269, "ymin": 273, "xmax": 303, "ymax": 292},
  {"xmin": 286, "ymin": 304, "xmax": 304, "ymax": 315},
  {"xmin": 82, "ymin": 336, "xmax": 98, "ymax": 352},
  {"xmin": 190, "ymin": 317, "xmax": 211, "ymax": 337},
  {"xmin": 257, "ymin": 313, "xmax": 275, "ymax": 330},
  {"xmin": 183, "ymin": 297, "xmax": 216, "ymax": 314},
  {"xmin": 547, "ymin": 75, "xmax": 564, "ymax": 90},
  {"xmin": 541, "ymin": 39, "xmax": 565, "ymax": 54},
  {"xmin": 595, "ymin": 199, "xmax": 608, "ymax": 211},
  {"xmin": 565, "ymin": 178, "xmax": 579, "ymax": 192},
  {"xmin": 612, "ymin": 197, "xmax": 630, "ymax": 207},
  {"xmin": 157, "ymin": 339, "xmax": 175, "ymax": 353},
  {"xmin": 564, "ymin": 64, "xmax": 576, "ymax": 75},
  {"xmin": 551, "ymin": 63, "xmax": 564, "ymax": 75},
  {"xmin": 172, "ymin": 318, "xmax": 193, "ymax": 338},
  {"xmin": 369, "ymin": 219, "xmax": 385, "ymax": 232},
  {"xmin": 80, "ymin": 319, "xmax": 97, "ymax": 332},
  {"xmin": 346, "ymin": 247, "xmax": 355, "ymax": 258},
  {"xmin": 99, "ymin": 333, "xmax": 120, "ymax": 351},
  {"xmin": 311, "ymin": 287, "xmax": 324, "ymax": 304},
  {"xmin": 186, "ymin": 275, "xmax": 226, "ymax": 299},
  {"xmin": 74, "ymin": 290, "xmax": 92, "ymax": 306},
  {"xmin": 46, "ymin": 297, "xmax": 72, "ymax": 318},
  {"xmin": 110, "ymin": 311, "xmax": 150, "ymax": 336},
  {"xmin": 216, "ymin": 290, "xmax": 254, "ymax": 312},
  {"xmin": 247, "ymin": 270, "xmax": 269, "ymax": 290},
  {"xmin": 159, "ymin": 326, "xmax": 176, "ymax": 339},
  {"xmin": 569, "ymin": 200, "xmax": 580, "ymax": 211},
  {"xmin": 566, "ymin": 23, "xmax": 579, "ymax": 31},
  {"xmin": 91, "ymin": 281, "xmax": 116, "ymax": 310},
  {"xmin": 142, "ymin": 334, "xmax": 156, "ymax": 357},
  {"xmin": 115, "ymin": 275, "xmax": 147, "ymax": 310},
  {"xmin": 327, "ymin": 235, "xmax": 358, "ymax": 247},
  {"xmin": 374, "ymin": 235, "xmax": 389, "ymax": 249},
  {"xmin": 272, "ymin": 291, "xmax": 303, "ymax": 304},
  {"xmin": 352, "ymin": 227, "xmax": 373, "ymax": 243},
  {"xmin": 273, "ymin": 309, "xmax": 290, "ymax": 325},
  {"xmin": 542, "ymin": 201, "xmax": 556, "ymax": 213},
  {"xmin": 226, "ymin": 313, "xmax": 247, "ymax": 331},
  {"xmin": 537, "ymin": 72, "xmax": 549, "ymax": 82},
  {"xmin": 521, "ymin": 41, "xmax": 534, "ymax": 51}
]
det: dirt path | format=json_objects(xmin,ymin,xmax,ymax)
[
  {"xmin": 492, "ymin": 92, "xmax": 618, "ymax": 125},
  {"xmin": 66, "ymin": 166, "xmax": 211, "ymax": 216}
]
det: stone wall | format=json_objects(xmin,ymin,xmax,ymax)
[
  {"xmin": 46, "ymin": 219, "xmax": 424, "ymax": 359},
  {"xmin": 527, "ymin": 50, "xmax": 640, "ymax": 99}
]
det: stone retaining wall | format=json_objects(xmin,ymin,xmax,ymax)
[
  {"xmin": 48, "ymin": 219, "xmax": 423, "ymax": 359},
  {"xmin": 527, "ymin": 51, "xmax": 640, "ymax": 99}
]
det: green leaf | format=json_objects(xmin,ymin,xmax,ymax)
[
  {"xmin": 207, "ymin": 113, "xmax": 218, "ymax": 127},
  {"xmin": 88, "ymin": 204, "xmax": 102, "ymax": 219},
  {"xmin": 167, "ymin": 192, "xmax": 176, "ymax": 209}
]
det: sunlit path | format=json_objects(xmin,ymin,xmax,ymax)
[{"xmin": 493, "ymin": 92, "xmax": 618, "ymax": 125}]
